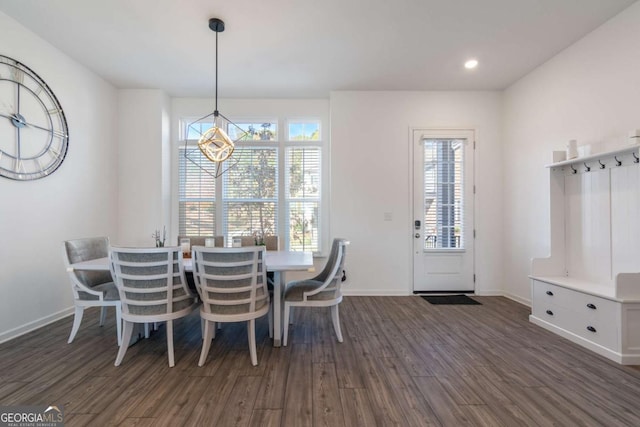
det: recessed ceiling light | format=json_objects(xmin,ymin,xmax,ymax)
[{"xmin": 464, "ymin": 59, "xmax": 478, "ymax": 69}]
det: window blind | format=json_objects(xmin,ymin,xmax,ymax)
[
  {"xmin": 423, "ymin": 139, "xmax": 464, "ymax": 249},
  {"xmin": 223, "ymin": 147, "xmax": 278, "ymax": 246},
  {"xmin": 178, "ymin": 147, "xmax": 216, "ymax": 236},
  {"xmin": 285, "ymin": 147, "xmax": 321, "ymax": 252}
]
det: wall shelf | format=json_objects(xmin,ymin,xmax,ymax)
[{"xmin": 545, "ymin": 143, "xmax": 640, "ymax": 169}]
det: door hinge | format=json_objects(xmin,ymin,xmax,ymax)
[
  {"xmin": 473, "ymin": 140, "xmax": 476, "ymax": 149},
  {"xmin": 473, "ymin": 274, "xmax": 476, "ymax": 283},
  {"xmin": 473, "ymin": 229, "xmax": 476, "ymax": 238},
  {"xmin": 473, "ymin": 185, "xmax": 476, "ymax": 194}
]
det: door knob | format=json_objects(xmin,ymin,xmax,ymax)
[{"xmin": 415, "ymin": 233, "xmax": 420, "ymax": 238}]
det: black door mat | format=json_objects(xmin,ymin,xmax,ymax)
[{"xmin": 421, "ymin": 295, "xmax": 481, "ymax": 305}]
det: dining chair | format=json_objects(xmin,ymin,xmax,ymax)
[
  {"xmin": 109, "ymin": 246, "xmax": 199, "ymax": 367},
  {"xmin": 239, "ymin": 235, "xmax": 278, "ymax": 338},
  {"xmin": 192, "ymin": 246, "xmax": 270, "ymax": 366},
  {"xmin": 63, "ymin": 237, "xmax": 122, "ymax": 346},
  {"xmin": 282, "ymin": 238, "xmax": 349, "ymax": 346},
  {"xmin": 240, "ymin": 235, "xmax": 279, "ymax": 250}
]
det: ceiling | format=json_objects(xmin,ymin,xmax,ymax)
[{"xmin": 0, "ymin": 0, "xmax": 635, "ymax": 98}]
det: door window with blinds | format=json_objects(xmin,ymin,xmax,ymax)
[
  {"xmin": 178, "ymin": 119, "xmax": 323, "ymax": 253},
  {"xmin": 422, "ymin": 138, "xmax": 465, "ymax": 249}
]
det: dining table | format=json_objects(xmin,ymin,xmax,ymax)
[{"xmin": 68, "ymin": 249, "xmax": 314, "ymax": 347}]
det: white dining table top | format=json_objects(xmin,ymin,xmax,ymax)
[{"xmin": 68, "ymin": 250, "xmax": 313, "ymax": 272}]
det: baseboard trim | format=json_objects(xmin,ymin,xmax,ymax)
[
  {"xmin": 502, "ymin": 292, "xmax": 531, "ymax": 307},
  {"xmin": 0, "ymin": 307, "xmax": 74, "ymax": 344}
]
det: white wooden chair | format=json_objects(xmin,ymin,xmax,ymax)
[
  {"xmin": 192, "ymin": 246, "xmax": 270, "ymax": 366},
  {"xmin": 63, "ymin": 237, "xmax": 122, "ymax": 345},
  {"xmin": 283, "ymin": 238, "xmax": 349, "ymax": 346},
  {"xmin": 109, "ymin": 246, "xmax": 199, "ymax": 367}
]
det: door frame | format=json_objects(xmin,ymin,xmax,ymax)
[{"xmin": 409, "ymin": 127, "xmax": 476, "ymax": 293}]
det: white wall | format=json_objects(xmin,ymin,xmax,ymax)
[
  {"xmin": 0, "ymin": 12, "xmax": 118, "ymax": 341},
  {"xmin": 117, "ymin": 89, "xmax": 171, "ymax": 246},
  {"xmin": 502, "ymin": 1, "xmax": 640, "ymax": 304},
  {"xmin": 330, "ymin": 91, "xmax": 503, "ymax": 296}
]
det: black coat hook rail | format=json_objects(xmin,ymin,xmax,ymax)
[
  {"xmin": 615, "ymin": 156, "xmax": 622, "ymax": 166},
  {"xmin": 584, "ymin": 162, "xmax": 591, "ymax": 172}
]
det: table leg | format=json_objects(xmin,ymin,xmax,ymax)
[{"xmin": 272, "ymin": 271, "xmax": 283, "ymax": 347}]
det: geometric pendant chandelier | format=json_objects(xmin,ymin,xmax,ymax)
[{"xmin": 184, "ymin": 18, "xmax": 248, "ymax": 178}]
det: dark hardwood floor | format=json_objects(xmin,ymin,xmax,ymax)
[{"xmin": 1, "ymin": 296, "xmax": 640, "ymax": 426}]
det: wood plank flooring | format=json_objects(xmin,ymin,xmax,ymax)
[{"xmin": 1, "ymin": 296, "xmax": 640, "ymax": 426}]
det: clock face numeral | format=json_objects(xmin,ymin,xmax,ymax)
[
  {"xmin": 0, "ymin": 55, "xmax": 68, "ymax": 181},
  {"xmin": 52, "ymin": 129, "xmax": 67, "ymax": 139},
  {"xmin": 11, "ymin": 68, "xmax": 24, "ymax": 84}
]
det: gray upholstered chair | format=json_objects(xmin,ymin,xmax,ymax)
[
  {"xmin": 192, "ymin": 246, "xmax": 270, "ymax": 366},
  {"xmin": 240, "ymin": 235, "xmax": 279, "ymax": 250},
  {"xmin": 283, "ymin": 238, "xmax": 349, "ymax": 346},
  {"xmin": 63, "ymin": 237, "xmax": 122, "ymax": 345},
  {"xmin": 109, "ymin": 246, "xmax": 199, "ymax": 367}
]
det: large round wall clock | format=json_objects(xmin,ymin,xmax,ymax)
[{"xmin": 0, "ymin": 54, "xmax": 69, "ymax": 180}]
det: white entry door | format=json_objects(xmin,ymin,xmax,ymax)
[{"xmin": 413, "ymin": 129, "xmax": 475, "ymax": 292}]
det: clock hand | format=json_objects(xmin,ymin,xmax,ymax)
[
  {"xmin": 0, "ymin": 112, "xmax": 66, "ymax": 137},
  {"xmin": 21, "ymin": 120, "xmax": 68, "ymax": 138}
]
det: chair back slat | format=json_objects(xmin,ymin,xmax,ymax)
[
  {"xmin": 192, "ymin": 246, "xmax": 269, "ymax": 315},
  {"xmin": 109, "ymin": 246, "xmax": 195, "ymax": 318}
]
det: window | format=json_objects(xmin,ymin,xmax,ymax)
[
  {"xmin": 423, "ymin": 139, "xmax": 464, "ymax": 249},
  {"xmin": 223, "ymin": 146, "xmax": 278, "ymax": 246},
  {"xmin": 178, "ymin": 118, "xmax": 324, "ymax": 253},
  {"xmin": 178, "ymin": 149, "xmax": 216, "ymax": 236}
]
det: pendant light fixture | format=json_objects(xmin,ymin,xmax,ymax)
[{"xmin": 184, "ymin": 18, "xmax": 247, "ymax": 178}]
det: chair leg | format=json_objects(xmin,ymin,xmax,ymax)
[
  {"xmin": 248, "ymin": 319, "xmax": 258, "ymax": 366},
  {"xmin": 167, "ymin": 320, "xmax": 175, "ymax": 368},
  {"xmin": 198, "ymin": 320, "xmax": 214, "ymax": 367},
  {"xmin": 283, "ymin": 303, "xmax": 291, "ymax": 347},
  {"xmin": 115, "ymin": 321, "xmax": 135, "ymax": 366},
  {"xmin": 331, "ymin": 305, "xmax": 343, "ymax": 343},
  {"xmin": 67, "ymin": 306, "xmax": 84, "ymax": 344},
  {"xmin": 115, "ymin": 304, "xmax": 123, "ymax": 346},
  {"xmin": 100, "ymin": 306, "xmax": 107, "ymax": 326}
]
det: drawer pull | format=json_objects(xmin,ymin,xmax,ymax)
[
  {"xmin": 587, "ymin": 303, "xmax": 596, "ymax": 310},
  {"xmin": 587, "ymin": 326, "xmax": 597, "ymax": 333},
  {"xmin": 546, "ymin": 310, "xmax": 554, "ymax": 316},
  {"xmin": 546, "ymin": 291, "xmax": 554, "ymax": 296}
]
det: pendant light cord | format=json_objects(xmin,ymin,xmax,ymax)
[{"xmin": 215, "ymin": 29, "xmax": 219, "ymax": 114}]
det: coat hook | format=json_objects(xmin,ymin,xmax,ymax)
[
  {"xmin": 571, "ymin": 165, "xmax": 577, "ymax": 174},
  {"xmin": 598, "ymin": 160, "xmax": 606, "ymax": 169},
  {"xmin": 584, "ymin": 162, "xmax": 591, "ymax": 172},
  {"xmin": 634, "ymin": 153, "xmax": 639, "ymax": 164},
  {"xmin": 615, "ymin": 156, "xmax": 622, "ymax": 166}
]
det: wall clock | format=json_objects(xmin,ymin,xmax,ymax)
[{"xmin": 0, "ymin": 54, "xmax": 69, "ymax": 180}]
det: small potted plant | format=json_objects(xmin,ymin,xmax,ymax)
[{"xmin": 152, "ymin": 226, "xmax": 166, "ymax": 247}]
